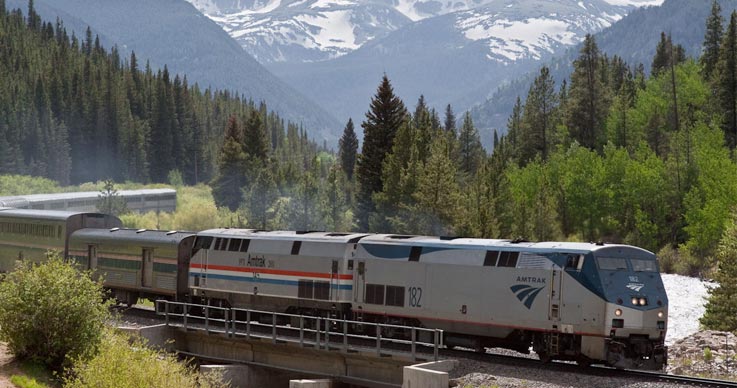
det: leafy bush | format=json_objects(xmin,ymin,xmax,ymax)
[
  {"xmin": 63, "ymin": 330, "xmax": 229, "ymax": 388},
  {"xmin": 0, "ymin": 175, "xmax": 62, "ymax": 196},
  {"xmin": 0, "ymin": 254, "xmax": 110, "ymax": 370},
  {"xmin": 704, "ymin": 347, "xmax": 713, "ymax": 362}
]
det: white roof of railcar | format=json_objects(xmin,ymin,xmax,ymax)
[
  {"xmin": 0, "ymin": 188, "xmax": 176, "ymax": 203},
  {"xmin": 199, "ymin": 229, "xmax": 368, "ymax": 243},
  {"xmin": 359, "ymin": 234, "xmax": 652, "ymax": 255},
  {"xmin": 0, "ymin": 209, "xmax": 104, "ymax": 221},
  {"xmin": 197, "ymin": 230, "xmax": 654, "ymax": 256}
]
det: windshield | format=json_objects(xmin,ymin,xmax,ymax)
[
  {"xmin": 597, "ymin": 257, "xmax": 628, "ymax": 270},
  {"xmin": 631, "ymin": 259, "xmax": 658, "ymax": 272}
]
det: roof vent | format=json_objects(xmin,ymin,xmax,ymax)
[
  {"xmin": 109, "ymin": 227, "xmax": 120, "ymax": 232},
  {"xmin": 166, "ymin": 230, "xmax": 177, "ymax": 235},
  {"xmin": 389, "ymin": 235, "xmax": 414, "ymax": 239},
  {"xmin": 595, "ymin": 241, "xmax": 605, "ymax": 246},
  {"xmin": 136, "ymin": 228, "xmax": 146, "ymax": 233},
  {"xmin": 511, "ymin": 238, "xmax": 528, "ymax": 244}
]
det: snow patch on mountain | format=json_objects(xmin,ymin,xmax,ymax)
[
  {"xmin": 602, "ymin": 0, "xmax": 663, "ymax": 6},
  {"xmin": 294, "ymin": 10, "xmax": 359, "ymax": 50},
  {"xmin": 460, "ymin": 16, "xmax": 578, "ymax": 61}
]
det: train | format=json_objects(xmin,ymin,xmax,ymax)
[
  {"xmin": 0, "ymin": 209, "xmax": 668, "ymax": 370},
  {"xmin": 0, "ymin": 188, "xmax": 177, "ymax": 213}
]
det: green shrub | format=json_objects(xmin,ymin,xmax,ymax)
[
  {"xmin": 64, "ymin": 330, "xmax": 229, "ymax": 388},
  {"xmin": 704, "ymin": 346, "xmax": 713, "ymax": 362},
  {"xmin": 0, "ymin": 254, "xmax": 110, "ymax": 370}
]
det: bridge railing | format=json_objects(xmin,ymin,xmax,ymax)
[{"xmin": 155, "ymin": 300, "xmax": 443, "ymax": 361}]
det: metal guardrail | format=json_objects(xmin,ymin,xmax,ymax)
[{"xmin": 155, "ymin": 300, "xmax": 443, "ymax": 362}]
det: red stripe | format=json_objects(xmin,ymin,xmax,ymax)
[
  {"xmin": 355, "ymin": 309, "xmax": 607, "ymax": 338},
  {"xmin": 190, "ymin": 263, "xmax": 353, "ymax": 280}
]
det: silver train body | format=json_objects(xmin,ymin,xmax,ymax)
[
  {"xmin": 0, "ymin": 189, "xmax": 177, "ymax": 214},
  {"xmin": 190, "ymin": 230, "xmax": 668, "ymax": 369}
]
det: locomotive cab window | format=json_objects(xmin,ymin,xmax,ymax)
[
  {"xmin": 192, "ymin": 236, "xmax": 213, "ymax": 255},
  {"xmin": 597, "ymin": 257, "xmax": 628, "ymax": 270},
  {"xmin": 631, "ymin": 259, "xmax": 658, "ymax": 272},
  {"xmin": 565, "ymin": 254, "xmax": 584, "ymax": 271}
]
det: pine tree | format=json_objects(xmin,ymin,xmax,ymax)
[
  {"xmin": 716, "ymin": 11, "xmax": 737, "ymax": 148},
  {"xmin": 444, "ymin": 104, "xmax": 457, "ymax": 137},
  {"xmin": 651, "ymin": 32, "xmax": 686, "ymax": 78},
  {"xmin": 246, "ymin": 167, "xmax": 278, "ymax": 230},
  {"xmin": 700, "ymin": 212, "xmax": 737, "ymax": 331},
  {"xmin": 355, "ymin": 75, "xmax": 407, "ymax": 231},
  {"xmin": 338, "ymin": 118, "xmax": 358, "ymax": 180},
  {"xmin": 702, "ymin": 0, "xmax": 724, "ymax": 81},
  {"xmin": 506, "ymin": 96, "xmax": 522, "ymax": 162},
  {"xmin": 96, "ymin": 179, "xmax": 128, "ymax": 215},
  {"xmin": 413, "ymin": 136, "xmax": 461, "ymax": 236},
  {"xmin": 243, "ymin": 110, "xmax": 269, "ymax": 164},
  {"xmin": 566, "ymin": 34, "xmax": 607, "ymax": 150},
  {"xmin": 211, "ymin": 116, "xmax": 247, "ymax": 211},
  {"xmin": 521, "ymin": 66, "xmax": 558, "ymax": 163},
  {"xmin": 458, "ymin": 112, "xmax": 484, "ymax": 175}
]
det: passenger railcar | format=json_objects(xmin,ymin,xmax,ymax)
[
  {"xmin": 189, "ymin": 229, "xmax": 366, "ymax": 314},
  {"xmin": 69, "ymin": 228, "xmax": 195, "ymax": 306},
  {"xmin": 0, "ymin": 209, "xmax": 122, "ymax": 272},
  {"xmin": 0, "ymin": 188, "xmax": 177, "ymax": 214}
]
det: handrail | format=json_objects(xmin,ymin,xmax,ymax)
[{"xmin": 155, "ymin": 300, "xmax": 443, "ymax": 361}]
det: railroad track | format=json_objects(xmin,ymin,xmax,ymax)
[{"xmin": 116, "ymin": 306, "xmax": 737, "ymax": 387}]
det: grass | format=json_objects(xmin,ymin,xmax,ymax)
[{"xmin": 9, "ymin": 361, "xmax": 55, "ymax": 388}]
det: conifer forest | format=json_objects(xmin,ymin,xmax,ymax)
[{"xmin": 5, "ymin": 0, "xmax": 737, "ymax": 282}]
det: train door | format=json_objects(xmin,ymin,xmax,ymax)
[
  {"xmin": 88, "ymin": 245, "xmax": 97, "ymax": 270},
  {"xmin": 330, "ymin": 260, "xmax": 339, "ymax": 300},
  {"xmin": 142, "ymin": 248, "xmax": 153, "ymax": 288},
  {"xmin": 549, "ymin": 268, "xmax": 562, "ymax": 321},
  {"xmin": 354, "ymin": 261, "xmax": 365, "ymax": 303}
]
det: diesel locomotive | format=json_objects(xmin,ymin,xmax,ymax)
[{"xmin": 0, "ymin": 209, "xmax": 668, "ymax": 370}]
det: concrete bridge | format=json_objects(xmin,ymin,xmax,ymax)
[{"xmin": 119, "ymin": 301, "xmax": 457, "ymax": 388}]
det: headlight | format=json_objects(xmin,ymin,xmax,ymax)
[
  {"xmin": 631, "ymin": 297, "xmax": 638, "ymax": 305},
  {"xmin": 658, "ymin": 311, "xmax": 664, "ymax": 318},
  {"xmin": 639, "ymin": 298, "xmax": 647, "ymax": 306},
  {"xmin": 615, "ymin": 308, "xmax": 622, "ymax": 316}
]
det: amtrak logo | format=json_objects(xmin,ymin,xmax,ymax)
[
  {"xmin": 626, "ymin": 283, "xmax": 645, "ymax": 292},
  {"xmin": 510, "ymin": 284, "xmax": 546, "ymax": 309}
]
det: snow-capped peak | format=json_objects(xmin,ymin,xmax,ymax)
[{"xmin": 186, "ymin": 0, "xmax": 661, "ymax": 64}]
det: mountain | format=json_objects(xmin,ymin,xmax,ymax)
[
  {"xmin": 189, "ymin": 0, "xmax": 660, "ymax": 128},
  {"xmin": 470, "ymin": 0, "xmax": 733, "ymax": 146},
  {"xmin": 7, "ymin": 0, "xmax": 342, "ymax": 143}
]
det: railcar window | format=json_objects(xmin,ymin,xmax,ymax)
[
  {"xmin": 631, "ymin": 259, "xmax": 658, "ymax": 272},
  {"xmin": 498, "ymin": 251, "xmax": 519, "ymax": 267},
  {"xmin": 298, "ymin": 280, "xmax": 314, "ymax": 299},
  {"xmin": 385, "ymin": 286, "xmax": 405, "ymax": 307},
  {"xmin": 484, "ymin": 251, "xmax": 499, "ymax": 266},
  {"xmin": 314, "ymin": 281, "xmax": 330, "ymax": 300},
  {"xmin": 240, "ymin": 239, "xmax": 250, "ymax": 252},
  {"xmin": 218, "ymin": 238, "xmax": 229, "ymax": 251},
  {"xmin": 597, "ymin": 257, "xmax": 628, "ymax": 270},
  {"xmin": 228, "ymin": 239, "xmax": 241, "ymax": 252},
  {"xmin": 365, "ymin": 284, "xmax": 385, "ymax": 305},
  {"xmin": 193, "ymin": 236, "xmax": 213, "ymax": 250}
]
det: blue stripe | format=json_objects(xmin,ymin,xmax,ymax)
[{"xmin": 189, "ymin": 273, "xmax": 353, "ymax": 290}]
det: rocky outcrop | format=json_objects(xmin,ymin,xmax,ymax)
[{"xmin": 667, "ymin": 330, "xmax": 737, "ymax": 378}]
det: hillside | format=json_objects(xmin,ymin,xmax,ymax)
[
  {"xmin": 6, "ymin": 0, "xmax": 342, "ymax": 143},
  {"xmin": 471, "ymin": 0, "xmax": 733, "ymax": 143}
]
